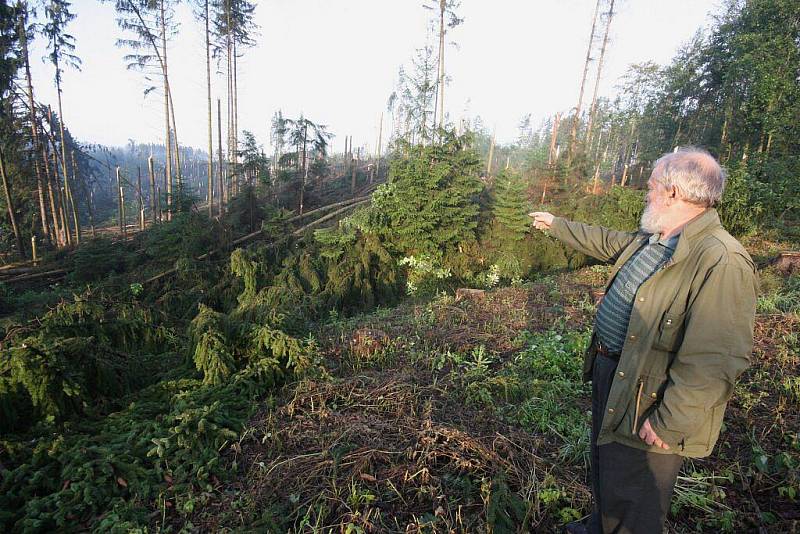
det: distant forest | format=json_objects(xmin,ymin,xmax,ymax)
[{"xmin": 1, "ymin": 0, "xmax": 798, "ymax": 261}]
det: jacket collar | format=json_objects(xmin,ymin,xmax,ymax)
[{"xmin": 662, "ymin": 208, "xmax": 721, "ymax": 266}]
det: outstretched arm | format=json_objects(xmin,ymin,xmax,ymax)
[{"xmin": 529, "ymin": 212, "xmax": 638, "ymax": 264}]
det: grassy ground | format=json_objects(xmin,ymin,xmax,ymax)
[
  {"xmin": 2, "ymin": 222, "xmax": 797, "ymax": 533},
  {"xmin": 182, "ymin": 254, "xmax": 799, "ymax": 532}
]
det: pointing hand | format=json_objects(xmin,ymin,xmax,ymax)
[{"xmin": 529, "ymin": 211, "xmax": 554, "ymax": 231}]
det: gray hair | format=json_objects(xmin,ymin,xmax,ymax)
[{"xmin": 652, "ymin": 147, "xmax": 726, "ymax": 207}]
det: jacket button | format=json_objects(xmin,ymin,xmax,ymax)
[
  {"xmin": 629, "ymin": 335, "xmax": 636, "ymax": 340},
  {"xmin": 666, "ymin": 319, "xmax": 673, "ymax": 325},
  {"xmin": 638, "ymin": 296, "xmax": 645, "ymax": 302},
  {"xmin": 650, "ymin": 392, "xmax": 657, "ymax": 399},
  {"xmin": 608, "ymin": 408, "xmax": 614, "ymax": 414},
  {"xmin": 618, "ymin": 371, "xmax": 625, "ymax": 378}
]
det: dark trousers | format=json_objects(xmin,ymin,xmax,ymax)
[{"xmin": 587, "ymin": 354, "xmax": 684, "ymax": 534}]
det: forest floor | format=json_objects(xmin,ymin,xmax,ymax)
[
  {"xmin": 180, "ymin": 232, "xmax": 800, "ymax": 532},
  {"xmin": 2, "ymin": 215, "xmax": 798, "ymax": 533}
]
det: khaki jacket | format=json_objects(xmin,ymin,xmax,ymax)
[{"xmin": 550, "ymin": 209, "xmax": 758, "ymax": 457}]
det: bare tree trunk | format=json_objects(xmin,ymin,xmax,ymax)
[
  {"xmin": 53, "ymin": 85, "xmax": 80, "ymax": 245},
  {"xmin": 0, "ymin": 146, "xmax": 24, "ymax": 257},
  {"xmin": 116, "ymin": 166, "xmax": 124, "ymax": 234},
  {"xmin": 73, "ymin": 151, "xmax": 96, "ymax": 238},
  {"xmin": 225, "ymin": 1, "xmax": 235, "ymax": 198},
  {"xmin": 568, "ymin": 0, "xmax": 601, "ymax": 165},
  {"xmin": 205, "ymin": 0, "xmax": 214, "ymax": 217},
  {"xmin": 548, "ymin": 112, "xmax": 561, "ymax": 166},
  {"xmin": 20, "ymin": 9, "xmax": 50, "ymax": 244},
  {"xmin": 148, "ymin": 155, "xmax": 157, "ymax": 223},
  {"xmin": 586, "ymin": 0, "xmax": 615, "ymax": 150},
  {"xmin": 45, "ymin": 122, "xmax": 71, "ymax": 246},
  {"xmin": 233, "ymin": 34, "xmax": 239, "ymax": 178},
  {"xmin": 41, "ymin": 133, "xmax": 62, "ymax": 247},
  {"xmin": 217, "ymin": 98, "xmax": 225, "ymax": 215},
  {"xmin": 137, "ymin": 166, "xmax": 145, "ymax": 230},
  {"xmin": 65, "ymin": 145, "xmax": 82, "ymax": 244},
  {"xmin": 160, "ymin": 0, "xmax": 172, "ymax": 221},
  {"xmin": 486, "ymin": 130, "xmax": 495, "ymax": 175},
  {"xmin": 300, "ymin": 123, "xmax": 308, "ymax": 213},
  {"xmin": 351, "ymin": 147, "xmax": 357, "ymax": 196},
  {"xmin": 436, "ymin": 0, "xmax": 446, "ymax": 133},
  {"xmin": 168, "ymin": 88, "xmax": 182, "ymax": 205},
  {"xmin": 374, "ymin": 112, "xmax": 383, "ymax": 183}
]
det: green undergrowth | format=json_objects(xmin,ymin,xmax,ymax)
[
  {"xmin": 0, "ymin": 361, "xmax": 295, "ymax": 532},
  {"xmin": 0, "ymin": 235, "xmax": 322, "ymax": 531},
  {"xmin": 433, "ymin": 328, "xmax": 592, "ymax": 467},
  {"xmin": 757, "ymin": 269, "xmax": 800, "ymax": 314},
  {"xmin": 0, "ymin": 291, "xmax": 179, "ymax": 432}
]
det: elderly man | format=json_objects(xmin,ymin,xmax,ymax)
[{"xmin": 530, "ymin": 148, "xmax": 758, "ymax": 534}]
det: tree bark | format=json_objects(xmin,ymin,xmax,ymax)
[
  {"xmin": 567, "ymin": 0, "xmax": 601, "ymax": 165},
  {"xmin": 436, "ymin": 0, "xmax": 446, "ymax": 133},
  {"xmin": 160, "ymin": 0, "xmax": 172, "ymax": 221},
  {"xmin": 148, "ymin": 155, "xmax": 157, "ymax": 223},
  {"xmin": 486, "ymin": 130, "xmax": 495, "ymax": 175},
  {"xmin": 137, "ymin": 166, "xmax": 145, "ymax": 230},
  {"xmin": 374, "ymin": 112, "xmax": 383, "ymax": 183},
  {"xmin": 54, "ymin": 77, "xmax": 81, "ymax": 245},
  {"xmin": 217, "ymin": 98, "xmax": 225, "ymax": 215},
  {"xmin": 116, "ymin": 166, "xmax": 124, "ymax": 234},
  {"xmin": 205, "ymin": 0, "xmax": 214, "ymax": 217},
  {"xmin": 41, "ymin": 128, "xmax": 62, "ymax": 247},
  {"xmin": 586, "ymin": 0, "xmax": 615, "ymax": 150},
  {"xmin": 73, "ymin": 151, "xmax": 96, "ymax": 238},
  {"xmin": 300, "ymin": 122, "xmax": 308, "ymax": 213},
  {"xmin": 19, "ymin": 8, "xmax": 50, "ymax": 243},
  {"xmin": 0, "ymin": 145, "xmax": 24, "ymax": 257},
  {"xmin": 548, "ymin": 112, "xmax": 561, "ymax": 166},
  {"xmin": 45, "ymin": 119, "xmax": 70, "ymax": 247},
  {"xmin": 168, "ymin": 88, "xmax": 182, "ymax": 204}
]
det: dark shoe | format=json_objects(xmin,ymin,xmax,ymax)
[{"xmin": 564, "ymin": 521, "xmax": 588, "ymax": 534}]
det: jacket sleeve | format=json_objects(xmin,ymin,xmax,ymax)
[
  {"xmin": 648, "ymin": 260, "xmax": 757, "ymax": 445},
  {"xmin": 548, "ymin": 217, "xmax": 638, "ymax": 264}
]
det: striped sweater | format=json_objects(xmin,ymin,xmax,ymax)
[{"xmin": 595, "ymin": 233, "xmax": 680, "ymax": 353}]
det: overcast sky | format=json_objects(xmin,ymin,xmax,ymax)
[{"xmin": 27, "ymin": 0, "xmax": 721, "ymax": 154}]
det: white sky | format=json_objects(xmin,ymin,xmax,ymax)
[{"xmin": 28, "ymin": 0, "xmax": 721, "ymax": 154}]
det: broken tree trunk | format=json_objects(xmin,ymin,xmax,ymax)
[{"xmin": 0, "ymin": 145, "xmax": 25, "ymax": 257}]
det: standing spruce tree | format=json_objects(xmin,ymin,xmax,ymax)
[
  {"xmin": 395, "ymin": 41, "xmax": 438, "ymax": 145},
  {"xmin": 487, "ymin": 168, "xmax": 531, "ymax": 279},
  {"xmin": 491, "ymin": 169, "xmax": 529, "ymax": 243},
  {"xmin": 373, "ymin": 130, "xmax": 482, "ymax": 259}
]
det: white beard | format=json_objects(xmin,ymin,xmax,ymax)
[{"xmin": 640, "ymin": 202, "xmax": 666, "ymax": 234}]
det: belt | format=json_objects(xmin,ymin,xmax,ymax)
[{"xmin": 595, "ymin": 338, "xmax": 621, "ymax": 362}]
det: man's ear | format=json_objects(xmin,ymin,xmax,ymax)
[{"xmin": 669, "ymin": 186, "xmax": 679, "ymax": 200}]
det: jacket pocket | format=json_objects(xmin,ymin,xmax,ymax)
[
  {"xmin": 653, "ymin": 312, "xmax": 686, "ymax": 352},
  {"xmin": 628, "ymin": 374, "xmax": 669, "ymax": 436}
]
